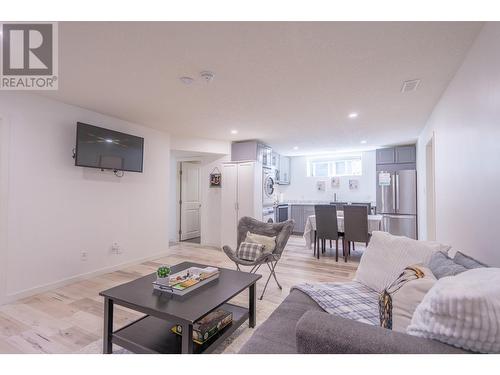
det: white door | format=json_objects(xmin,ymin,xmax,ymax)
[
  {"xmin": 180, "ymin": 162, "xmax": 201, "ymax": 241},
  {"xmin": 221, "ymin": 163, "xmax": 238, "ymax": 249},
  {"xmin": 237, "ymin": 162, "xmax": 255, "ymax": 220}
]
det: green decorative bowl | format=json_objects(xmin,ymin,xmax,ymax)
[{"xmin": 157, "ymin": 265, "xmax": 171, "ymax": 278}]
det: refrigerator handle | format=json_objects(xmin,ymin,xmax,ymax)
[
  {"xmin": 381, "ymin": 183, "xmax": 385, "ymax": 211},
  {"xmin": 395, "ymin": 173, "xmax": 400, "ymax": 212},
  {"xmin": 392, "ymin": 174, "xmax": 396, "ymax": 211}
]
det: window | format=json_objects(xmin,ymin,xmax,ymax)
[{"xmin": 307, "ymin": 154, "xmax": 362, "ymax": 177}]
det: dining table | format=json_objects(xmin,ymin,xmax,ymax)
[{"xmin": 303, "ymin": 211, "xmax": 383, "ymax": 249}]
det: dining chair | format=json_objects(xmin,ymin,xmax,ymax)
[
  {"xmin": 351, "ymin": 202, "xmax": 372, "ymax": 215},
  {"xmin": 342, "ymin": 205, "xmax": 370, "ymax": 262},
  {"xmin": 314, "ymin": 205, "xmax": 341, "ymax": 261}
]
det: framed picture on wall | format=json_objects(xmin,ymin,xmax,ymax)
[
  {"xmin": 331, "ymin": 177, "xmax": 340, "ymax": 188},
  {"xmin": 349, "ymin": 179, "xmax": 359, "ymax": 190},
  {"xmin": 210, "ymin": 167, "xmax": 221, "ymax": 188},
  {"xmin": 316, "ymin": 180, "xmax": 326, "ymax": 192}
]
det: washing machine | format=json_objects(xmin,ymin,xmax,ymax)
[{"xmin": 262, "ymin": 167, "xmax": 276, "ymax": 207}]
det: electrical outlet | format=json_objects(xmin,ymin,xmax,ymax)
[
  {"xmin": 111, "ymin": 242, "xmax": 121, "ymax": 254},
  {"xmin": 81, "ymin": 251, "xmax": 88, "ymax": 261}
]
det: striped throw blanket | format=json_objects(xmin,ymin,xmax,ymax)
[{"xmin": 292, "ymin": 281, "xmax": 379, "ymax": 325}]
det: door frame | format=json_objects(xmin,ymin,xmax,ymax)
[
  {"xmin": 0, "ymin": 116, "xmax": 10, "ymax": 304},
  {"xmin": 425, "ymin": 133, "xmax": 437, "ymax": 241},
  {"xmin": 177, "ymin": 161, "xmax": 202, "ymax": 242}
]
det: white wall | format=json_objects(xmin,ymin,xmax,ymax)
[
  {"xmin": 170, "ymin": 135, "xmax": 230, "ymax": 155},
  {"xmin": 0, "ymin": 93, "xmax": 171, "ymax": 302},
  {"xmin": 279, "ymin": 151, "xmax": 377, "ymax": 204},
  {"xmin": 417, "ymin": 23, "xmax": 500, "ymax": 266}
]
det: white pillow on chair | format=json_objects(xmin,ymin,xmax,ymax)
[{"xmin": 354, "ymin": 231, "xmax": 450, "ymax": 292}]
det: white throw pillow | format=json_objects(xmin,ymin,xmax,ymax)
[
  {"xmin": 245, "ymin": 231, "xmax": 276, "ymax": 253},
  {"xmin": 355, "ymin": 231, "xmax": 450, "ymax": 292},
  {"xmin": 390, "ymin": 266, "xmax": 437, "ymax": 332},
  {"xmin": 407, "ymin": 268, "xmax": 500, "ymax": 353}
]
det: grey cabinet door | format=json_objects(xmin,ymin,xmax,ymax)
[
  {"xmin": 303, "ymin": 205, "xmax": 315, "ymax": 220},
  {"xmin": 395, "ymin": 145, "xmax": 416, "ymax": 164},
  {"xmin": 302, "ymin": 205, "xmax": 315, "ymax": 234},
  {"xmin": 376, "ymin": 148, "xmax": 395, "ymax": 164},
  {"xmin": 278, "ymin": 156, "xmax": 290, "ymax": 184},
  {"xmin": 291, "ymin": 205, "xmax": 304, "ymax": 233}
]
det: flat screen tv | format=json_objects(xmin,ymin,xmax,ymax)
[{"xmin": 75, "ymin": 122, "xmax": 144, "ymax": 172}]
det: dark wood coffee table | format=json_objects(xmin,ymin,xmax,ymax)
[{"xmin": 99, "ymin": 262, "xmax": 261, "ymax": 354}]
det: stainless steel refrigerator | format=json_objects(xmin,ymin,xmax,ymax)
[{"xmin": 376, "ymin": 169, "xmax": 417, "ymax": 239}]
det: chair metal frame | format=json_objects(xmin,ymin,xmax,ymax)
[{"xmin": 223, "ymin": 216, "xmax": 294, "ymax": 300}]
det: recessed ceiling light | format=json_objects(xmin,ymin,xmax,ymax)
[
  {"xmin": 293, "ymin": 146, "xmax": 299, "ymax": 150},
  {"xmin": 348, "ymin": 112, "xmax": 358, "ymax": 119},
  {"xmin": 230, "ymin": 130, "xmax": 238, "ymax": 134},
  {"xmin": 105, "ymin": 139, "xmax": 113, "ymax": 143},
  {"xmin": 179, "ymin": 76, "xmax": 194, "ymax": 85},
  {"xmin": 360, "ymin": 140, "xmax": 367, "ymax": 144}
]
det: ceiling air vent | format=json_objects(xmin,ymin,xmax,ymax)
[{"xmin": 401, "ymin": 79, "xmax": 421, "ymax": 93}]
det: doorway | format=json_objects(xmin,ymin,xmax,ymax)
[
  {"xmin": 179, "ymin": 161, "xmax": 201, "ymax": 244},
  {"xmin": 425, "ymin": 134, "xmax": 436, "ymax": 241}
]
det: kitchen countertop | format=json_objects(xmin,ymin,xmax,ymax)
[{"xmin": 278, "ymin": 201, "xmax": 375, "ymax": 206}]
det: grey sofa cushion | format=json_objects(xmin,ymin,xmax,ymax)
[
  {"xmin": 453, "ymin": 251, "xmax": 487, "ymax": 269},
  {"xmin": 428, "ymin": 251, "xmax": 468, "ymax": 279},
  {"xmin": 296, "ymin": 310, "xmax": 468, "ymax": 354},
  {"xmin": 238, "ymin": 289, "xmax": 323, "ymax": 354}
]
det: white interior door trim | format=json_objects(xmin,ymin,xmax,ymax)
[
  {"xmin": 0, "ymin": 116, "xmax": 10, "ymax": 304},
  {"xmin": 425, "ymin": 132, "xmax": 437, "ymax": 241}
]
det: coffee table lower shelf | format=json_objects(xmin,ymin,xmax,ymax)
[{"xmin": 112, "ymin": 303, "xmax": 248, "ymax": 354}]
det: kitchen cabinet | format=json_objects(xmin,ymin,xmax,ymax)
[
  {"xmin": 376, "ymin": 148, "xmax": 395, "ymax": 164},
  {"xmin": 271, "ymin": 152, "xmax": 280, "ymax": 169},
  {"xmin": 395, "ymin": 145, "xmax": 416, "ymax": 164},
  {"xmin": 376, "ymin": 145, "xmax": 416, "ymax": 165},
  {"xmin": 231, "ymin": 141, "xmax": 273, "ymax": 167},
  {"xmin": 277, "ymin": 156, "xmax": 291, "ymax": 185},
  {"xmin": 290, "ymin": 204, "xmax": 314, "ymax": 234}
]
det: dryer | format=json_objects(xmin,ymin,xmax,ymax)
[{"xmin": 262, "ymin": 167, "xmax": 276, "ymax": 207}]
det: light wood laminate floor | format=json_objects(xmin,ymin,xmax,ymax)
[{"xmin": 0, "ymin": 236, "xmax": 363, "ymax": 354}]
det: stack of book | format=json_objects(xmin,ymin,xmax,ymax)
[
  {"xmin": 171, "ymin": 309, "xmax": 233, "ymax": 344},
  {"xmin": 152, "ymin": 266, "xmax": 220, "ymax": 296}
]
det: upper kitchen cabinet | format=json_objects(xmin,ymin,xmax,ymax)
[
  {"xmin": 376, "ymin": 145, "xmax": 416, "ymax": 165},
  {"xmin": 231, "ymin": 140, "xmax": 273, "ymax": 167},
  {"xmin": 271, "ymin": 152, "xmax": 280, "ymax": 169},
  {"xmin": 277, "ymin": 155, "xmax": 291, "ymax": 185},
  {"xmin": 395, "ymin": 145, "xmax": 416, "ymax": 164},
  {"xmin": 376, "ymin": 148, "xmax": 395, "ymax": 164}
]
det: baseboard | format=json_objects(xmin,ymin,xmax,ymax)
[
  {"xmin": 1, "ymin": 249, "xmax": 170, "ymax": 305},
  {"xmin": 200, "ymin": 243, "xmax": 222, "ymax": 251}
]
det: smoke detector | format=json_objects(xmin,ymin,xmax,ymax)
[
  {"xmin": 200, "ymin": 71, "xmax": 215, "ymax": 83},
  {"xmin": 401, "ymin": 79, "xmax": 420, "ymax": 93}
]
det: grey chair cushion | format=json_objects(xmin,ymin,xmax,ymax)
[
  {"xmin": 238, "ymin": 289, "xmax": 323, "ymax": 354},
  {"xmin": 428, "ymin": 251, "xmax": 468, "ymax": 279},
  {"xmin": 453, "ymin": 251, "xmax": 487, "ymax": 269}
]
